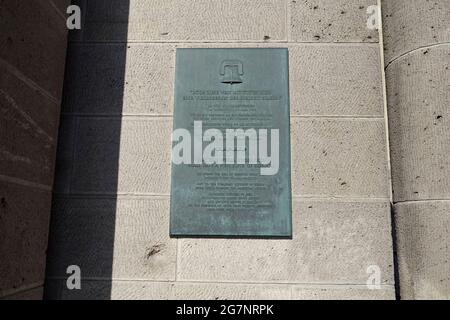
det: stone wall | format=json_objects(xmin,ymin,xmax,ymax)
[
  {"xmin": 45, "ymin": 0, "xmax": 396, "ymax": 300},
  {"xmin": 382, "ymin": 0, "xmax": 450, "ymax": 299},
  {"xmin": 0, "ymin": 0, "xmax": 70, "ymax": 299},
  {"xmin": 1, "ymin": 0, "xmax": 446, "ymax": 301}
]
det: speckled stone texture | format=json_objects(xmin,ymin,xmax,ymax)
[
  {"xmin": 382, "ymin": 0, "xmax": 450, "ymax": 300},
  {"xmin": 0, "ymin": 0, "xmax": 69, "ymax": 300},
  {"xmin": 46, "ymin": 0, "xmax": 394, "ymax": 299}
]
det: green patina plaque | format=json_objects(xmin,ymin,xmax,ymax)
[{"xmin": 170, "ymin": 48, "xmax": 291, "ymax": 238}]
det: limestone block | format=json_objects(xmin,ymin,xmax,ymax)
[
  {"xmin": 291, "ymin": 118, "xmax": 389, "ymax": 198},
  {"xmin": 0, "ymin": 67, "xmax": 58, "ymax": 186},
  {"xmin": 52, "ymin": 116, "xmax": 77, "ymax": 193},
  {"xmin": 290, "ymin": 0, "xmax": 378, "ymax": 42},
  {"xmin": 0, "ymin": 0, "xmax": 68, "ymax": 99},
  {"xmin": 0, "ymin": 182, "xmax": 52, "ymax": 294},
  {"xmin": 170, "ymin": 282, "xmax": 291, "ymax": 300},
  {"xmin": 83, "ymin": 0, "xmax": 286, "ymax": 42},
  {"xmin": 0, "ymin": 65, "xmax": 59, "ymax": 138},
  {"xmin": 382, "ymin": 0, "xmax": 450, "ymax": 63},
  {"xmin": 62, "ymin": 44, "xmax": 174, "ymax": 115},
  {"xmin": 1, "ymin": 286, "xmax": 44, "ymax": 300},
  {"xmin": 61, "ymin": 43, "xmax": 384, "ymax": 118},
  {"xmin": 289, "ymin": 44, "xmax": 384, "ymax": 116},
  {"xmin": 386, "ymin": 46, "xmax": 450, "ymax": 202},
  {"xmin": 178, "ymin": 200, "xmax": 394, "ymax": 285},
  {"xmin": 46, "ymin": 197, "xmax": 176, "ymax": 281},
  {"xmin": 292, "ymin": 285, "xmax": 395, "ymax": 300},
  {"xmin": 172, "ymin": 42, "xmax": 384, "ymax": 116},
  {"xmin": 394, "ymin": 201, "xmax": 450, "ymax": 300},
  {"xmin": 70, "ymin": 118, "xmax": 172, "ymax": 194},
  {"xmin": 45, "ymin": 280, "xmax": 170, "ymax": 300}
]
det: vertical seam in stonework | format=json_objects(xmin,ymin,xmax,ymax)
[
  {"xmin": 378, "ymin": 0, "xmax": 399, "ymax": 301},
  {"xmin": 286, "ymin": 0, "xmax": 291, "ymax": 42},
  {"xmin": 377, "ymin": 0, "xmax": 393, "ymax": 204},
  {"xmin": 172, "ymin": 42, "xmax": 179, "ymax": 283},
  {"xmin": 390, "ymin": 204, "xmax": 401, "ymax": 300}
]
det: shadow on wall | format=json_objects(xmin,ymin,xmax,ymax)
[{"xmin": 44, "ymin": 1, "xmax": 131, "ymax": 299}]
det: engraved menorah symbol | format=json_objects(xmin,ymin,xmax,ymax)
[{"xmin": 220, "ymin": 60, "xmax": 244, "ymax": 85}]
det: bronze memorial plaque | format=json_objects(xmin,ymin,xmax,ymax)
[{"xmin": 170, "ymin": 48, "xmax": 291, "ymax": 237}]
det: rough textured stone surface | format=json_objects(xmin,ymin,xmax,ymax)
[
  {"xmin": 177, "ymin": 42, "xmax": 384, "ymax": 116},
  {"xmin": 0, "ymin": 0, "xmax": 68, "ymax": 99},
  {"xmin": 83, "ymin": 0, "xmax": 286, "ymax": 42},
  {"xmin": 382, "ymin": 0, "xmax": 450, "ymax": 63},
  {"xmin": 62, "ymin": 44, "xmax": 175, "ymax": 115},
  {"xmin": 1, "ymin": 286, "xmax": 44, "ymax": 300},
  {"xmin": 386, "ymin": 46, "xmax": 450, "ymax": 202},
  {"xmin": 47, "ymin": 280, "xmax": 289, "ymax": 300},
  {"xmin": 50, "ymin": 0, "xmax": 72, "ymax": 16},
  {"xmin": 52, "ymin": 117, "xmax": 77, "ymax": 193},
  {"xmin": 394, "ymin": 201, "xmax": 450, "ymax": 300},
  {"xmin": 383, "ymin": 0, "xmax": 450, "ymax": 301},
  {"xmin": 0, "ymin": 64, "xmax": 59, "ymax": 138},
  {"xmin": 178, "ymin": 200, "xmax": 394, "ymax": 284},
  {"xmin": 170, "ymin": 282, "xmax": 291, "ymax": 300},
  {"xmin": 0, "ymin": 0, "xmax": 68, "ymax": 300},
  {"xmin": 47, "ymin": 1, "xmax": 394, "ymax": 300},
  {"xmin": 290, "ymin": 0, "xmax": 379, "ymax": 43},
  {"xmin": 289, "ymin": 44, "xmax": 384, "ymax": 116},
  {"xmin": 0, "ymin": 67, "xmax": 57, "ymax": 187},
  {"xmin": 0, "ymin": 182, "xmax": 52, "ymax": 296},
  {"xmin": 46, "ymin": 281, "xmax": 395, "ymax": 300},
  {"xmin": 46, "ymin": 280, "xmax": 171, "ymax": 300},
  {"xmin": 69, "ymin": 118, "xmax": 172, "ymax": 194},
  {"xmin": 292, "ymin": 285, "xmax": 395, "ymax": 300},
  {"xmin": 46, "ymin": 197, "xmax": 176, "ymax": 280},
  {"xmin": 62, "ymin": 43, "xmax": 384, "ymax": 117},
  {"xmin": 291, "ymin": 118, "xmax": 389, "ymax": 198}
]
